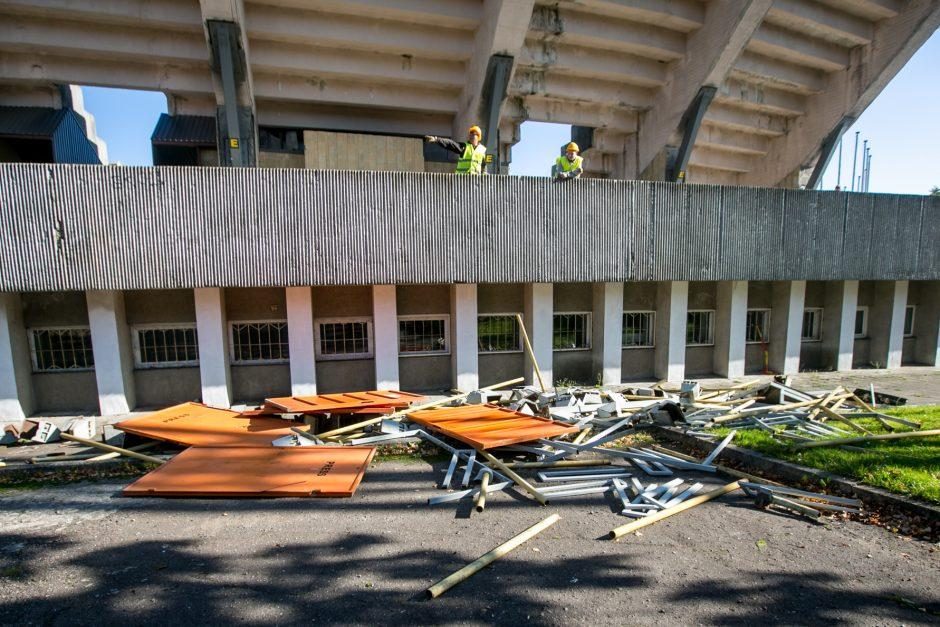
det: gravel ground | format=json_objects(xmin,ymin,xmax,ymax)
[{"xmin": 1, "ymin": 459, "xmax": 938, "ymax": 626}]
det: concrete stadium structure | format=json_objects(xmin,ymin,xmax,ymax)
[{"xmin": 0, "ymin": 1, "xmax": 938, "ymax": 420}]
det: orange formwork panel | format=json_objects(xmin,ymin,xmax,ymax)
[
  {"xmin": 122, "ymin": 446, "xmax": 377, "ymax": 498},
  {"xmin": 407, "ymin": 404, "xmax": 578, "ymax": 450},
  {"xmin": 115, "ymin": 402, "xmax": 295, "ymax": 447},
  {"xmin": 262, "ymin": 390, "xmax": 426, "ymax": 414}
]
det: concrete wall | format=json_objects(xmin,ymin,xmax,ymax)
[
  {"xmin": 910, "ymin": 280, "xmax": 939, "ymax": 366},
  {"xmin": 622, "ymin": 282, "xmax": 656, "ymax": 380},
  {"xmin": 902, "ymin": 281, "xmax": 918, "ymax": 365},
  {"xmin": 397, "ymin": 284, "xmax": 451, "ymax": 392},
  {"xmin": 311, "ymin": 285, "xmax": 375, "ymax": 393},
  {"xmin": 686, "ymin": 282, "xmax": 716, "ymax": 376},
  {"xmin": 745, "ymin": 281, "xmax": 772, "ymax": 374},
  {"xmin": 553, "ymin": 283, "xmax": 593, "ymax": 384},
  {"xmin": 225, "ymin": 287, "xmax": 290, "ymax": 401},
  {"xmin": 304, "ymin": 131, "xmax": 424, "ymax": 171},
  {"xmin": 477, "ymin": 284, "xmax": 524, "ymax": 387},
  {"xmin": 800, "ymin": 280, "xmax": 829, "ymax": 370},
  {"xmin": 853, "ymin": 281, "xmax": 874, "ymax": 368},
  {"xmin": 258, "ymin": 151, "xmax": 304, "ymax": 168}
]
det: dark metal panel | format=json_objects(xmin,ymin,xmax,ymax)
[
  {"xmin": 782, "ymin": 188, "xmax": 819, "ymax": 279},
  {"xmin": 51, "ymin": 111, "xmax": 100, "ymax": 164},
  {"xmin": 151, "ymin": 113, "xmax": 216, "ymax": 145},
  {"xmin": 916, "ymin": 195, "xmax": 940, "ymax": 278},
  {"xmin": 842, "ymin": 193, "xmax": 874, "ymax": 279},
  {"xmin": 868, "ymin": 194, "xmax": 900, "ymax": 278},
  {"xmin": 811, "ymin": 191, "xmax": 848, "ymax": 279},
  {"xmin": 0, "ymin": 106, "xmax": 64, "ymax": 137},
  {"xmin": 891, "ymin": 195, "xmax": 923, "ymax": 279}
]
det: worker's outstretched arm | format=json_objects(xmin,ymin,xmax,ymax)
[{"xmin": 424, "ymin": 136, "xmax": 464, "ymax": 156}]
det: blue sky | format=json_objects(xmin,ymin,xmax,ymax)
[{"xmin": 83, "ymin": 29, "xmax": 939, "ymax": 195}]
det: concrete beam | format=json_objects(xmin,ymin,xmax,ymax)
[
  {"xmin": 654, "ymin": 281, "xmax": 687, "ymax": 382},
  {"xmin": 715, "ymin": 79, "xmax": 807, "ymax": 117},
  {"xmin": 740, "ymin": 1, "xmax": 940, "ymax": 187},
  {"xmin": 86, "ymin": 290, "xmax": 135, "ymax": 415},
  {"xmin": 517, "ymin": 40, "xmax": 668, "ymax": 87},
  {"xmin": 769, "ymin": 280, "xmax": 805, "ymax": 375},
  {"xmin": 256, "ymin": 99, "xmax": 453, "ymax": 137},
  {"xmin": 511, "ymin": 69, "xmax": 653, "ymax": 109},
  {"xmin": 695, "ymin": 124, "xmax": 770, "ymax": 156},
  {"xmin": 702, "ymin": 102, "xmax": 788, "ymax": 137},
  {"xmin": 822, "ymin": 280, "xmax": 858, "ymax": 371},
  {"xmin": 870, "ymin": 280, "xmax": 908, "ymax": 369},
  {"xmin": 0, "ymin": 293, "xmax": 33, "ymax": 421},
  {"xmin": 372, "ymin": 285, "xmax": 399, "ymax": 390},
  {"xmin": 524, "ymin": 283, "xmax": 553, "ymax": 388},
  {"xmin": 285, "ymin": 287, "xmax": 316, "ymax": 397},
  {"xmin": 568, "ymin": 0, "xmax": 705, "ymax": 33},
  {"xmin": 507, "ymin": 95, "xmax": 637, "ymax": 129},
  {"xmin": 450, "ymin": 284, "xmax": 479, "ymax": 392},
  {"xmin": 714, "ymin": 281, "xmax": 748, "ymax": 378},
  {"xmin": 194, "ymin": 287, "xmax": 232, "ymax": 408},
  {"xmin": 0, "ymin": 0, "xmax": 203, "ymax": 30},
  {"xmin": 688, "ymin": 146, "xmax": 755, "ymax": 174},
  {"xmin": 592, "ymin": 282, "xmax": 624, "ymax": 386},
  {"xmin": 748, "ymin": 22, "xmax": 850, "ymax": 72},
  {"xmin": 732, "ymin": 51, "xmax": 827, "ymax": 94},
  {"xmin": 254, "ymin": 0, "xmax": 483, "ymax": 30},
  {"xmin": 637, "ymin": 0, "xmax": 772, "ymax": 176},
  {"xmin": 767, "ymin": 0, "xmax": 873, "ymax": 47}
]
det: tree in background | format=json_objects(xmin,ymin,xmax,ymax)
[{"xmin": 931, "ymin": 186, "xmax": 940, "ymax": 196}]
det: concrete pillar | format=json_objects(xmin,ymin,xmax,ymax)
[
  {"xmin": 654, "ymin": 281, "xmax": 688, "ymax": 382},
  {"xmin": 592, "ymin": 282, "xmax": 624, "ymax": 386},
  {"xmin": 823, "ymin": 280, "xmax": 858, "ymax": 371},
  {"xmin": 713, "ymin": 281, "xmax": 747, "ymax": 378},
  {"xmin": 0, "ymin": 293, "xmax": 33, "ymax": 420},
  {"xmin": 450, "ymin": 284, "xmax": 479, "ymax": 392},
  {"xmin": 286, "ymin": 287, "xmax": 316, "ymax": 396},
  {"xmin": 769, "ymin": 280, "xmax": 805, "ymax": 375},
  {"xmin": 871, "ymin": 280, "xmax": 908, "ymax": 369},
  {"xmin": 914, "ymin": 281, "xmax": 940, "ymax": 367},
  {"xmin": 86, "ymin": 290, "xmax": 135, "ymax": 415},
  {"xmin": 372, "ymin": 285, "xmax": 400, "ymax": 389},
  {"xmin": 194, "ymin": 287, "xmax": 232, "ymax": 408},
  {"xmin": 523, "ymin": 283, "xmax": 553, "ymax": 387}
]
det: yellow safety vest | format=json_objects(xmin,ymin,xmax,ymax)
[
  {"xmin": 556, "ymin": 155, "xmax": 583, "ymax": 173},
  {"xmin": 457, "ymin": 143, "xmax": 487, "ymax": 175}
]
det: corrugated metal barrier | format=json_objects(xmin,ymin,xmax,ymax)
[{"xmin": 1, "ymin": 163, "xmax": 937, "ymax": 292}]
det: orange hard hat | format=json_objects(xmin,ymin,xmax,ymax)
[{"xmin": 468, "ymin": 125, "xmax": 482, "ymax": 137}]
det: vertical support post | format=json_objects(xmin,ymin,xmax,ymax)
[
  {"xmin": 713, "ymin": 281, "xmax": 748, "ymax": 378},
  {"xmin": 592, "ymin": 282, "xmax": 624, "ymax": 386},
  {"xmin": 823, "ymin": 280, "xmax": 858, "ymax": 371},
  {"xmin": 194, "ymin": 287, "xmax": 232, "ymax": 408},
  {"xmin": 914, "ymin": 281, "xmax": 940, "ymax": 367},
  {"xmin": 286, "ymin": 287, "xmax": 316, "ymax": 396},
  {"xmin": 769, "ymin": 280, "xmax": 805, "ymax": 375},
  {"xmin": 523, "ymin": 283, "xmax": 553, "ymax": 387},
  {"xmin": 871, "ymin": 280, "xmax": 908, "ymax": 369},
  {"xmin": 86, "ymin": 290, "xmax": 135, "ymax": 415},
  {"xmin": 655, "ymin": 281, "xmax": 688, "ymax": 382},
  {"xmin": 450, "ymin": 284, "xmax": 479, "ymax": 392},
  {"xmin": 0, "ymin": 293, "xmax": 33, "ymax": 420},
  {"xmin": 372, "ymin": 285, "xmax": 400, "ymax": 389}
]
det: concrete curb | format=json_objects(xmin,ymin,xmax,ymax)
[
  {"xmin": 0, "ymin": 458, "xmax": 151, "ymax": 483},
  {"xmin": 654, "ymin": 426, "xmax": 940, "ymax": 522}
]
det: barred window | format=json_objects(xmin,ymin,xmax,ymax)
[
  {"xmin": 622, "ymin": 311, "xmax": 654, "ymax": 348},
  {"xmin": 801, "ymin": 308, "xmax": 823, "ymax": 342},
  {"xmin": 230, "ymin": 321, "xmax": 289, "ymax": 363},
  {"xmin": 854, "ymin": 307, "xmax": 868, "ymax": 339},
  {"xmin": 686, "ymin": 310, "xmax": 714, "ymax": 346},
  {"xmin": 553, "ymin": 313, "xmax": 591, "ymax": 350},
  {"xmin": 29, "ymin": 328, "xmax": 94, "ymax": 372},
  {"xmin": 398, "ymin": 315, "xmax": 449, "ymax": 355},
  {"xmin": 478, "ymin": 314, "xmax": 521, "ymax": 353},
  {"xmin": 134, "ymin": 325, "xmax": 199, "ymax": 367},
  {"xmin": 904, "ymin": 306, "xmax": 915, "ymax": 337},
  {"xmin": 745, "ymin": 309, "xmax": 770, "ymax": 344},
  {"xmin": 315, "ymin": 318, "xmax": 372, "ymax": 360}
]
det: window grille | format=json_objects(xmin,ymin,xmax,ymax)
[
  {"xmin": 904, "ymin": 306, "xmax": 915, "ymax": 337},
  {"xmin": 478, "ymin": 314, "xmax": 521, "ymax": 353},
  {"xmin": 801, "ymin": 308, "xmax": 823, "ymax": 342},
  {"xmin": 134, "ymin": 325, "xmax": 199, "ymax": 367},
  {"xmin": 315, "ymin": 319, "xmax": 373, "ymax": 360},
  {"xmin": 398, "ymin": 316, "xmax": 449, "ymax": 355},
  {"xmin": 553, "ymin": 313, "xmax": 591, "ymax": 350},
  {"xmin": 230, "ymin": 321, "xmax": 289, "ymax": 363},
  {"xmin": 745, "ymin": 310, "xmax": 770, "ymax": 344},
  {"xmin": 854, "ymin": 307, "xmax": 868, "ymax": 339},
  {"xmin": 29, "ymin": 328, "xmax": 94, "ymax": 372},
  {"xmin": 686, "ymin": 310, "xmax": 714, "ymax": 346},
  {"xmin": 622, "ymin": 311, "xmax": 654, "ymax": 348}
]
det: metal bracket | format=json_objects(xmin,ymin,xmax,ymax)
[
  {"xmin": 479, "ymin": 54, "xmax": 514, "ymax": 174},
  {"xmin": 806, "ymin": 115, "xmax": 855, "ymax": 190},
  {"xmin": 666, "ymin": 86, "xmax": 717, "ymax": 183}
]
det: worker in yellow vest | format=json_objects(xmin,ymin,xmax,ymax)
[
  {"xmin": 553, "ymin": 142, "xmax": 583, "ymax": 180},
  {"xmin": 424, "ymin": 126, "xmax": 487, "ymax": 174}
]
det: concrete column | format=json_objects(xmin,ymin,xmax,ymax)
[
  {"xmin": 823, "ymin": 280, "xmax": 858, "ymax": 371},
  {"xmin": 286, "ymin": 287, "xmax": 316, "ymax": 396},
  {"xmin": 713, "ymin": 281, "xmax": 748, "ymax": 378},
  {"xmin": 194, "ymin": 287, "xmax": 232, "ymax": 408},
  {"xmin": 372, "ymin": 285, "xmax": 400, "ymax": 389},
  {"xmin": 0, "ymin": 293, "xmax": 33, "ymax": 420},
  {"xmin": 450, "ymin": 284, "xmax": 479, "ymax": 392},
  {"xmin": 523, "ymin": 283, "xmax": 553, "ymax": 387},
  {"xmin": 86, "ymin": 290, "xmax": 135, "ymax": 415},
  {"xmin": 654, "ymin": 281, "xmax": 688, "ymax": 382},
  {"xmin": 769, "ymin": 280, "xmax": 805, "ymax": 375},
  {"xmin": 592, "ymin": 282, "xmax": 624, "ymax": 386},
  {"xmin": 871, "ymin": 280, "xmax": 908, "ymax": 369},
  {"xmin": 914, "ymin": 281, "xmax": 940, "ymax": 367}
]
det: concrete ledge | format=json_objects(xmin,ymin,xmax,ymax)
[{"xmin": 654, "ymin": 426, "xmax": 940, "ymax": 522}]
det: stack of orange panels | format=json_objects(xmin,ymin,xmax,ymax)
[
  {"xmin": 408, "ymin": 404, "xmax": 578, "ymax": 450},
  {"xmin": 123, "ymin": 446, "xmax": 376, "ymax": 498},
  {"xmin": 258, "ymin": 390, "xmax": 426, "ymax": 415}
]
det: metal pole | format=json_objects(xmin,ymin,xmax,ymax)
[
  {"xmin": 860, "ymin": 140, "xmax": 868, "ymax": 191},
  {"xmin": 866, "ymin": 153, "xmax": 872, "ymax": 192},
  {"xmin": 836, "ymin": 137, "xmax": 842, "ymax": 189},
  {"xmin": 850, "ymin": 131, "xmax": 859, "ymax": 191}
]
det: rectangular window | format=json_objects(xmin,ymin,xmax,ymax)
[
  {"xmin": 686, "ymin": 310, "xmax": 714, "ymax": 346},
  {"xmin": 315, "ymin": 318, "xmax": 373, "ymax": 360},
  {"xmin": 622, "ymin": 311, "xmax": 654, "ymax": 348},
  {"xmin": 29, "ymin": 327, "xmax": 94, "ymax": 372},
  {"xmin": 553, "ymin": 313, "xmax": 591, "ymax": 350},
  {"xmin": 745, "ymin": 309, "xmax": 770, "ymax": 344},
  {"xmin": 854, "ymin": 307, "xmax": 868, "ymax": 339},
  {"xmin": 904, "ymin": 305, "xmax": 915, "ymax": 337},
  {"xmin": 230, "ymin": 320, "xmax": 289, "ymax": 364},
  {"xmin": 801, "ymin": 308, "xmax": 823, "ymax": 342},
  {"xmin": 398, "ymin": 315, "xmax": 449, "ymax": 355},
  {"xmin": 478, "ymin": 314, "xmax": 521, "ymax": 353},
  {"xmin": 133, "ymin": 325, "xmax": 199, "ymax": 368}
]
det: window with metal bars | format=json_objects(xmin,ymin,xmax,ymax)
[
  {"xmin": 904, "ymin": 306, "xmax": 915, "ymax": 337},
  {"xmin": 801, "ymin": 308, "xmax": 823, "ymax": 342},
  {"xmin": 230, "ymin": 320, "xmax": 289, "ymax": 363},
  {"xmin": 315, "ymin": 318, "xmax": 372, "ymax": 360},
  {"xmin": 622, "ymin": 311, "xmax": 654, "ymax": 348},
  {"xmin": 477, "ymin": 314, "xmax": 521, "ymax": 353},
  {"xmin": 29, "ymin": 328, "xmax": 94, "ymax": 372},
  {"xmin": 553, "ymin": 313, "xmax": 591, "ymax": 350},
  {"xmin": 745, "ymin": 309, "xmax": 770, "ymax": 344},
  {"xmin": 133, "ymin": 325, "xmax": 199, "ymax": 368},
  {"xmin": 686, "ymin": 310, "xmax": 714, "ymax": 346},
  {"xmin": 398, "ymin": 315, "xmax": 449, "ymax": 355}
]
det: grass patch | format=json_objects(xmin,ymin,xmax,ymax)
[
  {"xmin": 713, "ymin": 405, "xmax": 940, "ymax": 504},
  {"xmin": 0, "ymin": 461, "xmax": 152, "ymax": 493}
]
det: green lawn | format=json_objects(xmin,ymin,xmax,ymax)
[{"xmin": 712, "ymin": 405, "xmax": 940, "ymax": 505}]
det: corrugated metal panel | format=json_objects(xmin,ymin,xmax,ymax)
[
  {"xmin": 51, "ymin": 111, "xmax": 101, "ymax": 164},
  {"xmin": 0, "ymin": 106, "xmax": 65, "ymax": 137},
  {"xmin": 0, "ymin": 163, "xmax": 937, "ymax": 293},
  {"xmin": 150, "ymin": 113, "xmax": 216, "ymax": 145}
]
